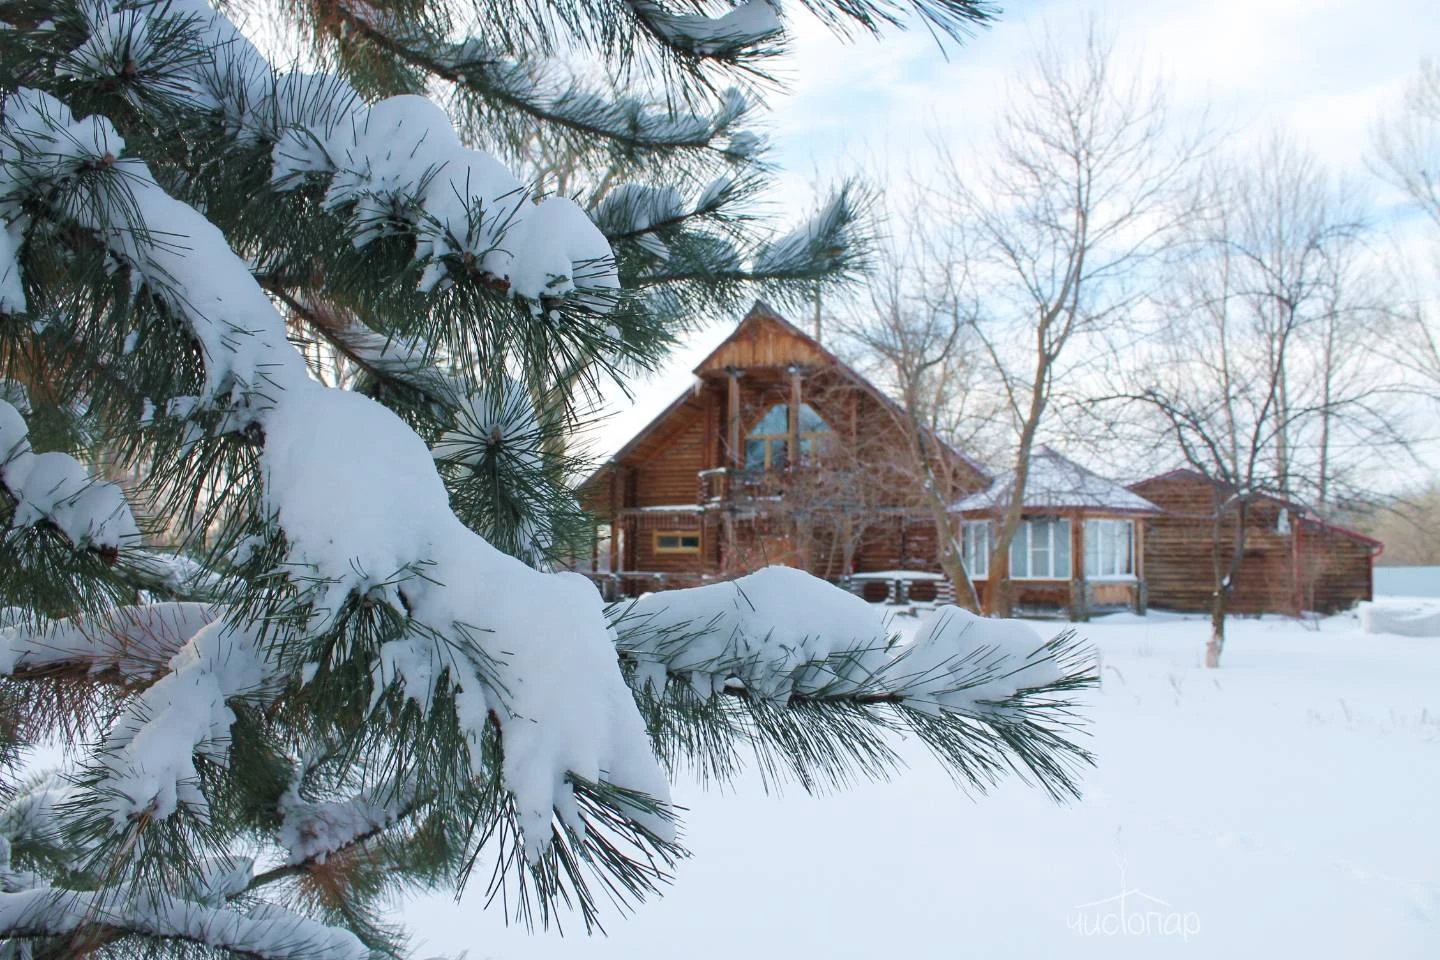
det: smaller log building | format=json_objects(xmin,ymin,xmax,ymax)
[{"xmin": 1129, "ymin": 469, "xmax": 1381, "ymax": 616}]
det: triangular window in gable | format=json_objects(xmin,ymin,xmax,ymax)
[{"xmin": 744, "ymin": 403, "xmax": 832, "ymax": 471}]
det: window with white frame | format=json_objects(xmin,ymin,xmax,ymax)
[
  {"xmin": 1084, "ymin": 518, "xmax": 1134, "ymax": 579},
  {"xmin": 962, "ymin": 521, "xmax": 992, "ymax": 580},
  {"xmin": 1009, "ymin": 517, "xmax": 1071, "ymax": 580}
]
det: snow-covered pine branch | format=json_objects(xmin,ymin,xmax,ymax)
[
  {"xmin": 627, "ymin": 0, "xmax": 785, "ymax": 60},
  {"xmin": 593, "ymin": 174, "xmax": 760, "ymax": 261},
  {"xmin": 612, "ymin": 567, "xmax": 1095, "ymax": 796},
  {"xmin": 625, "ymin": 181, "xmax": 872, "ymax": 314},
  {"xmin": 0, "ymin": 887, "xmax": 370, "ymax": 960},
  {"xmin": 1, "ymin": 74, "xmax": 671, "ymax": 851},
  {"xmin": 0, "ymin": 399, "xmax": 139, "ymax": 554},
  {"xmin": 328, "ymin": 6, "xmax": 760, "ymax": 160}
]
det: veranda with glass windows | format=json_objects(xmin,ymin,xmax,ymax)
[{"xmin": 956, "ymin": 510, "xmax": 1150, "ymax": 618}]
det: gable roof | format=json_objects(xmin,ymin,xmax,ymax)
[
  {"xmin": 590, "ymin": 301, "xmax": 990, "ymax": 483},
  {"xmin": 691, "ymin": 300, "xmax": 835, "ymax": 375},
  {"xmin": 953, "ymin": 446, "xmax": 1161, "ymax": 515},
  {"xmin": 1129, "ymin": 468, "xmax": 1383, "ymax": 548}
]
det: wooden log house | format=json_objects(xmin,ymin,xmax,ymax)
[
  {"xmin": 576, "ymin": 302, "xmax": 989, "ymax": 598},
  {"xmin": 1129, "ymin": 469, "xmax": 1381, "ymax": 616},
  {"xmin": 575, "ymin": 305, "xmax": 1384, "ymax": 617}
]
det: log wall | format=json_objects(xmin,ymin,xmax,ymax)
[{"xmin": 1131, "ymin": 472, "xmax": 1375, "ymax": 616}]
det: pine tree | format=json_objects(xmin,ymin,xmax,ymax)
[{"xmin": 0, "ymin": 1, "xmax": 1095, "ymax": 956}]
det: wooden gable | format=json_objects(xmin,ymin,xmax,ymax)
[{"xmin": 693, "ymin": 303, "xmax": 835, "ymax": 375}]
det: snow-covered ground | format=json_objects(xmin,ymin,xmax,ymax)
[{"xmin": 406, "ymin": 606, "xmax": 1440, "ymax": 959}]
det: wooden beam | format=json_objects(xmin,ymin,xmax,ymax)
[
  {"xmin": 702, "ymin": 384, "xmax": 717, "ymax": 471},
  {"xmin": 1291, "ymin": 511, "xmax": 1303, "ymax": 616},
  {"xmin": 726, "ymin": 368, "xmax": 741, "ymax": 471},
  {"xmin": 608, "ymin": 470, "xmax": 622, "ymax": 573},
  {"xmin": 787, "ymin": 364, "xmax": 802, "ymax": 468}
]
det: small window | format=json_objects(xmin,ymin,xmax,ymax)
[
  {"xmin": 962, "ymin": 520, "xmax": 992, "ymax": 580},
  {"xmin": 654, "ymin": 530, "xmax": 701, "ymax": 554},
  {"xmin": 1084, "ymin": 518, "xmax": 1134, "ymax": 579},
  {"xmin": 907, "ymin": 580, "xmax": 938, "ymax": 602},
  {"xmin": 1010, "ymin": 517, "xmax": 1072, "ymax": 580}
]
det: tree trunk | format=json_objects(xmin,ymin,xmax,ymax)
[
  {"xmin": 985, "ymin": 325, "xmax": 1052, "ymax": 617},
  {"xmin": 932, "ymin": 505, "xmax": 981, "ymax": 613},
  {"xmin": 1206, "ymin": 586, "xmax": 1227, "ymax": 668},
  {"xmin": 1207, "ymin": 497, "xmax": 1250, "ymax": 669}
]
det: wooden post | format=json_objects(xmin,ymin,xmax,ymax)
[
  {"xmin": 1291, "ymin": 511, "xmax": 1303, "ymax": 616},
  {"xmin": 787, "ymin": 365, "xmax": 802, "ymax": 468},
  {"xmin": 1134, "ymin": 517, "xmax": 1147, "ymax": 614},
  {"xmin": 608, "ymin": 468, "xmax": 622, "ymax": 574},
  {"xmin": 726, "ymin": 368, "xmax": 741, "ymax": 471}
]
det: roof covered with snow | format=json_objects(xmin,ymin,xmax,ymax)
[{"xmin": 952, "ymin": 446, "xmax": 1160, "ymax": 515}]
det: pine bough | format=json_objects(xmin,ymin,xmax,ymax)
[{"xmin": 0, "ymin": 0, "xmax": 1091, "ymax": 957}]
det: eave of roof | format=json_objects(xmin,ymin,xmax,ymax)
[{"xmin": 1127, "ymin": 469, "xmax": 1384, "ymax": 548}]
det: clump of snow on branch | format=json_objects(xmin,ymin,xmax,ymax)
[
  {"xmin": 618, "ymin": 567, "xmax": 1073, "ymax": 714},
  {"xmin": 266, "ymin": 389, "xmax": 670, "ymax": 851},
  {"xmin": 632, "ymin": 0, "xmax": 783, "ymax": 56},
  {"xmin": 96, "ymin": 618, "xmax": 276, "ymax": 825},
  {"xmin": 618, "ymin": 566, "xmax": 898, "ymax": 699},
  {"xmin": 0, "ymin": 220, "xmax": 23, "ymax": 314},
  {"xmin": 0, "ymin": 601, "xmax": 218, "ymax": 676},
  {"xmin": 0, "ymin": 399, "xmax": 140, "ymax": 551},
  {"xmin": 278, "ymin": 93, "xmax": 618, "ymax": 306},
  {"xmin": 279, "ymin": 775, "xmax": 411, "ymax": 867},
  {"xmin": 892, "ymin": 606, "xmax": 1065, "ymax": 713}
]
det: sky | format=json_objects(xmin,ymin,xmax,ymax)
[{"xmin": 589, "ymin": 0, "xmax": 1440, "ymax": 477}]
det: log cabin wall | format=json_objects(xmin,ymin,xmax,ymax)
[
  {"xmin": 1297, "ymin": 524, "xmax": 1375, "ymax": 613},
  {"xmin": 1130, "ymin": 471, "xmax": 1376, "ymax": 616}
]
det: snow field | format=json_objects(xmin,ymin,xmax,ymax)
[{"xmin": 403, "ymin": 608, "xmax": 1440, "ymax": 959}]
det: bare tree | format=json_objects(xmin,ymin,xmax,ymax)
[
  {"xmin": 1354, "ymin": 482, "xmax": 1440, "ymax": 566},
  {"xmin": 1121, "ymin": 142, "xmax": 1394, "ymax": 667},
  {"xmin": 1373, "ymin": 59, "xmax": 1440, "ymax": 231},
  {"xmin": 1208, "ymin": 136, "xmax": 1389, "ymax": 502},
  {"xmin": 1372, "ymin": 60, "xmax": 1440, "ymax": 397},
  {"xmin": 1124, "ymin": 211, "xmax": 1300, "ymax": 668},
  {"xmin": 934, "ymin": 23, "xmax": 1201, "ymax": 615},
  {"xmin": 836, "ymin": 226, "xmax": 996, "ymax": 612}
]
